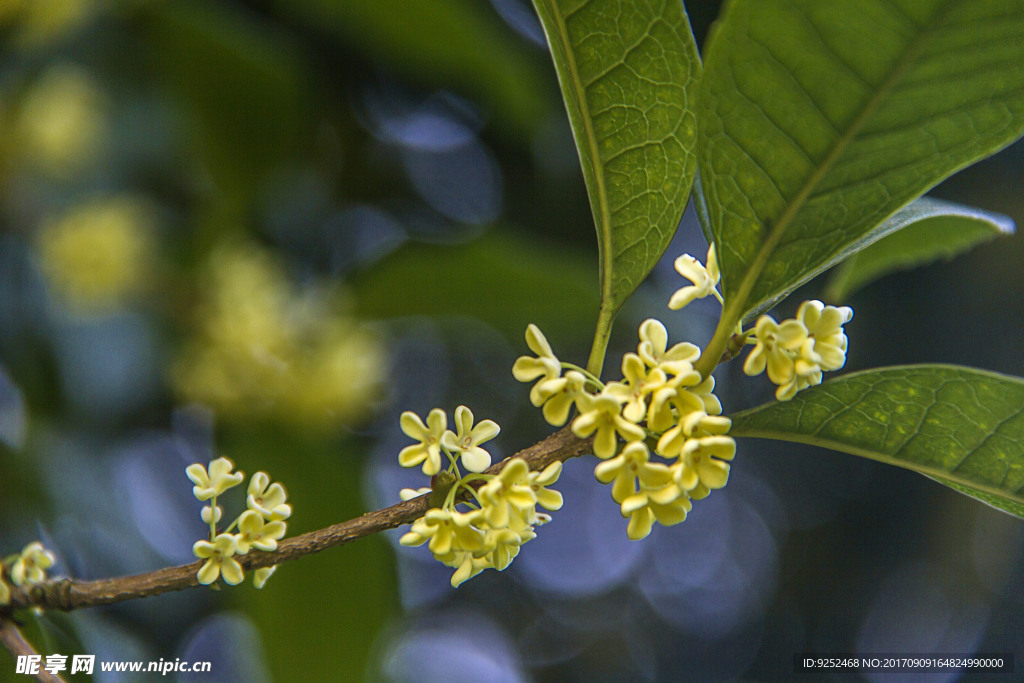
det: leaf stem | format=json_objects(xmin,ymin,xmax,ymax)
[{"xmin": 586, "ymin": 304, "xmax": 615, "ymax": 379}]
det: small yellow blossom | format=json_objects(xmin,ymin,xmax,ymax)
[
  {"xmin": 668, "ymin": 244, "xmax": 720, "ymax": 310},
  {"xmin": 594, "ymin": 441, "xmax": 673, "ymax": 504},
  {"xmin": 234, "ymin": 510, "xmax": 286, "ymax": 554},
  {"xmin": 398, "ymin": 487, "xmax": 432, "ymax": 501},
  {"xmin": 445, "ymin": 552, "xmax": 492, "ymax": 588},
  {"xmin": 186, "ymin": 457, "xmax": 244, "ymax": 501},
  {"xmin": 743, "ymin": 315, "xmax": 805, "ymax": 386},
  {"xmin": 10, "ymin": 542, "xmax": 55, "ymax": 586},
  {"xmin": 442, "ymin": 405, "xmax": 500, "ymax": 473},
  {"xmin": 0, "ymin": 578, "xmax": 9, "ymax": 605},
  {"xmin": 398, "ymin": 408, "xmax": 448, "ymax": 476},
  {"xmin": 621, "ymin": 483, "xmax": 692, "ymax": 540},
  {"xmin": 793, "ymin": 300, "xmax": 853, "ymax": 373},
  {"xmin": 604, "ymin": 354, "xmax": 667, "ymax": 423},
  {"xmin": 572, "ymin": 393, "xmax": 645, "ymax": 459},
  {"xmin": 399, "ymin": 508, "xmax": 485, "ymax": 558},
  {"xmin": 526, "ymin": 461, "xmax": 564, "ymax": 513},
  {"xmin": 478, "ymin": 459, "xmax": 536, "ymax": 528},
  {"xmin": 646, "ymin": 369, "xmax": 706, "ymax": 432},
  {"xmin": 201, "ymin": 505, "xmax": 222, "ymax": 526},
  {"xmin": 253, "ymin": 566, "xmax": 277, "ymax": 589},
  {"xmin": 530, "ymin": 370, "xmax": 587, "ymax": 426},
  {"xmin": 246, "ymin": 472, "xmax": 292, "ymax": 521},
  {"xmin": 637, "ymin": 318, "xmax": 700, "ymax": 373},
  {"xmin": 193, "ymin": 534, "xmax": 244, "ymax": 586},
  {"xmin": 512, "ymin": 324, "xmax": 563, "ymax": 405}
]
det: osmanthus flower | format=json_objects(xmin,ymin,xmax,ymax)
[
  {"xmin": 253, "ymin": 566, "xmax": 277, "ymax": 589},
  {"xmin": 193, "ymin": 533, "xmax": 244, "ymax": 586},
  {"xmin": 398, "ymin": 408, "xmax": 448, "ymax": 476},
  {"xmin": 526, "ymin": 461, "xmax": 564, "ymax": 513},
  {"xmin": 399, "ymin": 508, "xmax": 485, "ymax": 559},
  {"xmin": 512, "ymin": 323, "xmax": 562, "ymax": 405},
  {"xmin": 398, "ymin": 486, "xmax": 432, "ymax": 501},
  {"xmin": 477, "ymin": 458, "xmax": 537, "ymax": 528},
  {"xmin": 445, "ymin": 551, "xmax": 492, "ymax": 588},
  {"xmin": 604, "ymin": 353, "xmax": 667, "ymax": 423},
  {"xmin": 743, "ymin": 314, "xmax": 806, "ymax": 386},
  {"xmin": 676, "ymin": 435, "xmax": 737, "ymax": 499},
  {"xmin": 668, "ymin": 244, "xmax": 720, "ymax": 311},
  {"xmin": 247, "ymin": 472, "xmax": 292, "ymax": 521},
  {"xmin": 793, "ymin": 300, "xmax": 853, "ymax": 373},
  {"xmin": 743, "ymin": 300, "xmax": 853, "ymax": 401},
  {"xmin": 656, "ymin": 410, "xmax": 733, "ymax": 459},
  {"xmin": 201, "ymin": 505, "xmax": 222, "ymax": 525},
  {"xmin": 531, "ymin": 370, "xmax": 587, "ymax": 426},
  {"xmin": 621, "ymin": 482, "xmax": 692, "ymax": 540},
  {"xmin": 594, "ymin": 441, "xmax": 672, "ymax": 504},
  {"xmin": 572, "ymin": 392, "xmax": 646, "ymax": 459},
  {"xmin": 10, "ymin": 542, "xmax": 56, "ymax": 586},
  {"xmin": 442, "ymin": 405, "xmax": 500, "ymax": 473},
  {"xmin": 186, "ymin": 457, "xmax": 244, "ymax": 501},
  {"xmin": 0, "ymin": 577, "xmax": 9, "ymax": 606},
  {"xmin": 480, "ymin": 526, "xmax": 533, "ymax": 572},
  {"xmin": 234, "ymin": 510, "xmax": 287, "ymax": 554},
  {"xmin": 646, "ymin": 369, "xmax": 706, "ymax": 432},
  {"xmin": 689, "ymin": 374, "xmax": 723, "ymax": 416},
  {"xmin": 637, "ymin": 318, "xmax": 700, "ymax": 373}
]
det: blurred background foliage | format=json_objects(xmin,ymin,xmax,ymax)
[{"xmin": 0, "ymin": 1, "xmax": 1023, "ymax": 681}]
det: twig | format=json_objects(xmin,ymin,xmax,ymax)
[
  {"xmin": 4, "ymin": 426, "xmax": 592, "ymax": 613},
  {"xmin": 0, "ymin": 617, "xmax": 66, "ymax": 683}
]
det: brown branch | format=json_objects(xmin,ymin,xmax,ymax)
[
  {"xmin": 0, "ymin": 617, "xmax": 66, "ymax": 683},
  {"xmin": 4, "ymin": 426, "xmax": 592, "ymax": 613}
]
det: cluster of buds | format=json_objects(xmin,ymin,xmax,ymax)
[
  {"xmin": 396, "ymin": 406, "xmax": 563, "ymax": 587},
  {"xmin": 742, "ymin": 300, "xmax": 853, "ymax": 400},
  {"xmin": 0, "ymin": 542, "xmax": 57, "ymax": 608},
  {"xmin": 514, "ymin": 318, "xmax": 734, "ymax": 540},
  {"xmin": 186, "ymin": 457, "xmax": 289, "ymax": 589}
]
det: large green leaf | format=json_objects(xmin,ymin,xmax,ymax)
[
  {"xmin": 699, "ymin": 0, "xmax": 1024, "ymax": 322},
  {"xmin": 731, "ymin": 365, "xmax": 1024, "ymax": 517},
  {"xmin": 532, "ymin": 0, "xmax": 702, "ymax": 356},
  {"xmin": 825, "ymin": 198, "xmax": 1014, "ymax": 300}
]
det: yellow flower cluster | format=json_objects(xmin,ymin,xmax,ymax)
[
  {"xmin": 514, "ymin": 319, "xmax": 735, "ymax": 540},
  {"xmin": 186, "ymin": 457, "xmax": 288, "ymax": 589},
  {"xmin": 396, "ymin": 407, "xmax": 563, "ymax": 587},
  {"xmin": 743, "ymin": 300, "xmax": 853, "ymax": 400},
  {"xmin": 36, "ymin": 195, "xmax": 156, "ymax": 313},
  {"xmin": 173, "ymin": 243, "xmax": 384, "ymax": 428},
  {"xmin": 0, "ymin": 541, "xmax": 57, "ymax": 609}
]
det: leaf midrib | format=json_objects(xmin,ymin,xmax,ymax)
[
  {"xmin": 721, "ymin": 0, "xmax": 958, "ymax": 323},
  {"xmin": 542, "ymin": 0, "xmax": 616, "ymax": 307},
  {"xmin": 729, "ymin": 425, "xmax": 1024, "ymax": 505}
]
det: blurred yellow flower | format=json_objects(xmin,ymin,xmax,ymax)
[
  {"xmin": 173, "ymin": 242, "xmax": 384, "ymax": 428},
  {"xmin": 37, "ymin": 195, "xmax": 156, "ymax": 312},
  {"xmin": 15, "ymin": 63, "xmax": 108, "ymax": 176},
  {"xmin": 0, "ymin": 0, "xmax": 92, "ymax": 48}
]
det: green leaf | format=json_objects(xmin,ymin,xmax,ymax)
[
  {"xmin": 532, "ymin": 0, "xmax": 702, "ymax": 367},
  {"xmin": 730, "ymin": 365, "xmax": 1024, "ymax": 518},
  {"xmin": 825, "ymin": 198, "xmax": 1014, "ymax": 300},
  {"xmin": 698, "ymin": 0, "xmax": 1024, "ymax": 322}
]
